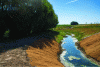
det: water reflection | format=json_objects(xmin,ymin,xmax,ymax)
[{"xmin": 60, "ymin": 35, "xmax": 99, "ymax": 67}]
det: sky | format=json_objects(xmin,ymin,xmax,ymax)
[
  {"xmin": 48, "ymin": 0, "xmax": 100, "ymax": 25},
  {"xmin": 0, "ymin": 0, "xmax": 100, "ymax": 25}
]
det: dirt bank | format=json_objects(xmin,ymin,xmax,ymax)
[
  {"xmin": 26, "ymin": 38, "xmax": 65, "ymax": 67},
  {"xmin": 0, "ymin": 37, "xmax": 65, "ymax": 67},
  {"xmin": 75, "ymin": 32, "xmax": 100, "ymax": 66}
]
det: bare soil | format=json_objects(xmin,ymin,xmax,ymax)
[
  {"xmin": 26, "ymin": 38, "xmax": 64, "ymax": 67},
  {"xmin": 75, "ymin": 32, "xmax": 100, "ymax": 66},
  {"xmin": 0, "ymin": 37, "xmax": 64, "ymax": 67}
]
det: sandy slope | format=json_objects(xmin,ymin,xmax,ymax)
[
  {"xmin": 77, "ymin": 32, "xmax": 100, "ymax": 65},
  {"xmin": 26, "ymin": 38, "xmax": 64, "ymax": 67}
]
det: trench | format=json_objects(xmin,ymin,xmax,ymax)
[{"xmin": 60, "ymin": 34, "xmax": 100, "ymax": 67}]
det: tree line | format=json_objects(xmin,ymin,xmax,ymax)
[{"xmin": 0, "ymin": 0, "xmax": 59, "ymax": 39}]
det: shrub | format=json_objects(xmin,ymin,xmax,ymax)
[
  {"xmin": 0, "ymin": 11, "xmax": 10, "ymax": 39},
  {"xmin": 71, "ymin": 21, "xmax": 79, "ymax": 25}
]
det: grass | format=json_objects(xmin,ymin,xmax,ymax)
[
  {"xmin": 54, "ymin": 31, "xmax": 66, "ymax": 43},
  {"xmin": 54, "ymin": 24, "xmax": 100, "ymax": 42}
]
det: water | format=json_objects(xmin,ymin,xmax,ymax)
[{"xmin": 60, "ymin": 35, "xmax": 100, "ymax": 67}]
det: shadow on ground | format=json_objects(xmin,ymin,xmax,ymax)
[{"xmin": 0, "ymin": 30, "xmax": 59, "ymax": 53}]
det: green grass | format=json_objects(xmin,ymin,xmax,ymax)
[
  {"xmin": 3, "ymin": 29, "xmax": 10, "ymax": 38},
  {"xmin": 54, "ymin": 31, "xmax": 66, "ymax": 43},
  {"xmin": 53, "ymin": 24, "xmax": 100, "ymax": 43}
]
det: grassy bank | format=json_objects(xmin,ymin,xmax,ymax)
[{"xmin": 54, "ymin": 24, "xmax": 100, "ymax": 42}]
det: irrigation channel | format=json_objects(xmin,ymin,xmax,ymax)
[{"xmin": 60, "ymin": 34, "xmax": 100, "ymax": 67}]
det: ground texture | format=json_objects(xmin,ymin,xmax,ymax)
[
  {"xmin": 0, "ymin": 37, "xmax": 64, "ymax": 67},
  {"xmin": 76, "ymin": 32, "xmax": 100, "ymax": 66},
  {"xmin": 26, "ymin": 38, "xmax": 64, "ymax": 67}
]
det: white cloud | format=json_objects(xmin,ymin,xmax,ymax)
[{"xmin": 66, "ymin": 0, "xmax": 78, "ymax": 4}]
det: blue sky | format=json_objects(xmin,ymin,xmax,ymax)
[
  {"xmin": 0, "ymin": 0, "xmax": 100, "ymax": 25},
  {"xmin": 48, "ymin": 0, "xmax": 100, "ymax": 25}
]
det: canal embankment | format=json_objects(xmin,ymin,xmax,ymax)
[
  {"xmin": 75, "ymin": 32, "xmax": 100, "ymax": 66},
  {"xmin": 59, "ymin": 33, "xmax": 100, "ymax": 67}
]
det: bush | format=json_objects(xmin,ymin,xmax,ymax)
[
  {"xmin": 71, "ymin": 21, "xmax": 79, "ymax": 25},
  {"xmin": 0, "ymin": 11, "xmax": 10, "ymax": 39}
]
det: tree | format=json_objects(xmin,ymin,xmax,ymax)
[
  {"xmin": 0, "ymin": 11, "xmax": 10, "ymax": 39},
  {"xmin": 70, "ymin": 21, "xmax": 78, "ymax": 25},
  {"xmin": 0, "ymin": 0, "xmax": 8, "ymax": 11},
  {"xmin": 0, "ymin": 0, "xmax": 44, "ymax": 38},
  {"xmin": 31, "ymin": 0, "xmax": 59, "ymax": 33},
  {"xmin": 0, "ymin": 0, "xmax": 10, "ymax": 39},
  {"xmin": 0, "ymin": 0, "xmax": 59, "ymax": 38},
  {"xmin": 0, "ymin": 0, "xmax": 24, "ymax": 39}
]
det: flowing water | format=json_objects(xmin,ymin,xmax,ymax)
[{"xmin": 60, "ymin": 34, "xmax": 100, "ymax": 67}]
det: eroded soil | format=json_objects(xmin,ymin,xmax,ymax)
[
  {"xmin": 0, "ymin": 38, "xmax": 64, "ymax": 67},
  {"xmin": 26, "ymin": 38, "xmax": 64, "ymax": 67},
  {"xmin": 76, "ymin": 32, "xmax": 100, "ymax": 66}
]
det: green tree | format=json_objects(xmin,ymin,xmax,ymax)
[
  {"xmin": 0, "ymin": 0, "xmax": 43, "ymax": 38},
  {"xmin": 0, "ymin": 11, "xmax": 10, "ymax": 39},
  {"xmin": 0, "ymin": 0, "xmax": 59, "ymax": 39},
  {"xmin": 0, "ymin": 0, "xmax": 8, "ymax": 11},
  {"xmin": 0, "ymin": 0, "xmax": 13, "ymax": 38},
  {"xmin": 31, "ymin": 0, "xmax": 58, "ymax": 33},
  {"xmin": 70, "ymin": 21, "xmax": 78, "ymax": 25}
]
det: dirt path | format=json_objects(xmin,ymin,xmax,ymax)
[{"xmin": 0, "ymin": 47, "xmax": 33, "ymax": 67}]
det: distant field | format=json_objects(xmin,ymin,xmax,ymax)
[
  {"xmin": 53, "ymin": 24, "xmax": 100, "ymax": 43},
  {"xmin": 57, "ymin": 24, "xmax": 100, "ymax": 27}
]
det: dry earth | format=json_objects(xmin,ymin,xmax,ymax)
[
  {"xmin": 0, "ymin": 37, "xmax": 65, "ymax": 67},
  {"xmin": 75, "ymin": 32, "xmax": 100, "ymax": 66},
  {"xmin": 26, "ymin": 38, "xmax": 64, "ymax": 67}
]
